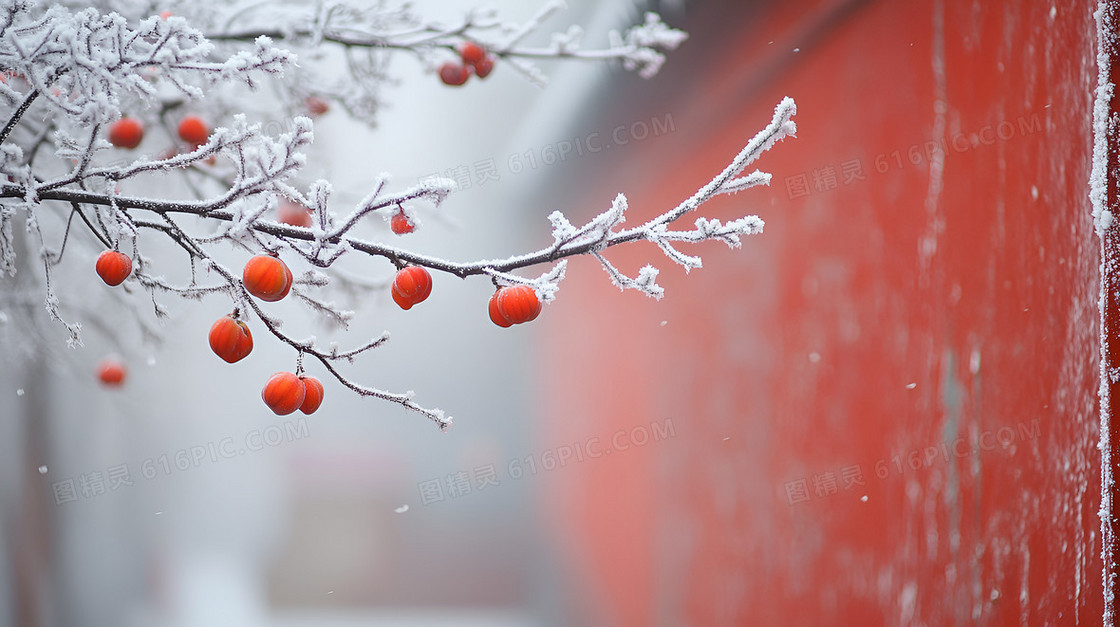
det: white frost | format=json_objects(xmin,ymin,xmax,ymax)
[
  {"xmin": 1095, "ymin": 1, "xmax": 1119, "ymax": 623},
  {"xmin": 1091, "ymin": 3, "xmax": 1116, "ymax": 236}
]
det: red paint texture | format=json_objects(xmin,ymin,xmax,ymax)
[{"xmin": 541, "ymin": 1, "xmax": 1107, "ymax": 624}]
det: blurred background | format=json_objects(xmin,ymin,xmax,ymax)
[{"xmin": 0, "ymin": 0, "xmax": 1109, "ymax": 625}]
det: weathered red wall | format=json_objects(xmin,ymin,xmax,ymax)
[{"xmin": 541, "ymin": 0, "xmax": 1105, "ymax": 624}]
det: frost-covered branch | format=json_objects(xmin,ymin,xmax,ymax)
[
  {"xmin": 0, "ymin": 97, "xmax": 793, "ymax": 295},
  {"xmin": 0, "ymin": 0, "xmax": 795, "ymax": 430},
  {"xmin": 144, "ymin": 210, "xmax": 452, "ymax": 429},
  {"xmin": 200, "ymin": 5, "xmax": 687, "ymax": 90}
]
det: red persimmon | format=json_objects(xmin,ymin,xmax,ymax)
[
  {"xmin": 299, "ymin": 376, "xmax": 324, "ymax": 414},
  {"xmin": 459, "ymin": 42, "xmax": 486, "ymax": 66},
  {"xmin": 473, "ymin": 56, "xmax": 495, "ymax": 79},
  {"xmin": 391, "ymin": 266, "xmax": 433, "ymax": 310},
  {"xmin": 439, "ymin": 62, "xmax": 470, "ymax": 86},
  {"xmin": 488, "ymin": 290, "xmax": 513, "ymax": 328},
  {"xmin": 390, "ymin": 211, "xmax": 414, "ymax": 235},
  {"xmin": 208, "ymin": 315, "xmax": 253, "ymax": 363},
  {"xmin": 262, "ymin": 372, "xmax": 306, "ymax": 415},
  {"xmin": 277, "ymin": 201, "xmax": 314, "ymax": 228},
  {"xmin": 493, "ymin": 285, "xmax": 541, "ymax": 326},
  {"xmin": 97, "ymin": 358, "xmax": 126, "ymax": 386},
  {"xmin": 96, "ymin": 250, "xmax": 132, "ymax": 286},
  {"xmin": 178, "ymin": 115, "xmax": 209, "ymax": 145},
  {"xmin": 305, "ymin": 96, "xmax": 329, "ymax": 116},
  {"xmin": 243, "ymin": 255, "xmax": 293, "ymax": 302},
  {"xmin": 108, "ymin": 117, "xmax": 144, "ymax": 149}
]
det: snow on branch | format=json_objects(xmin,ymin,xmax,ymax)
[
  {"xmin": 194, "ymin": 2, "xmax": 686, "ymax": 105},
  {"xmin": 2, "ymin": 95, "xmax": 796, "ymax": 305},
  {"xmin": 0, "ymin": 4, "xmax": 289, "ymax": 124},
  {"xmin": 519, "ymin": 97, "xmax": 795, "ymax": 297},
  {"xmin": 0, "ymin": 0, "xmax": 795, "ymax": 430},
  {"xmin": 608, "ymin": 12, "xmax": 689, "ymax": 79}
]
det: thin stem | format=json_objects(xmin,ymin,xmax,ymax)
[
  {"xmin": 0, "ymin": 89, "xmax": 38, "ymax": 145},
  {"xmin": 70, "ymin": 202, "xmax": 112, "ymax": 249}
]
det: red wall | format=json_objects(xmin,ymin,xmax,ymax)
[{"xmin": 542, "ymin": 1, "xmax": 1105, "ymax": 624}]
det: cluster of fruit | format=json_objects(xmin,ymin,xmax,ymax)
[
  {"xmin": 261, "ymin": 372, "xmax": 324, "ymax": 416},
  {"xmin": 232, "ymin": 255, "xmax": 541, "ymax": 325},
  {"xmin": 94, "ymin": 247, "xmax": 543, "ymax": 410},
  {"xmin": 95, "ymin": 81, "xmax": 541, "ymax": 409},
  {"xmin": 439, "ymin": 43, "xmax": 496, "ymax": 86},
  {"xmin": 208, "ymin": 304, "xmax": 322, "ymax": 415},
  {"xmin": 108, "ymin": 114, "xmax": 209, "ymax": 150},
  {"xmin": 107, "ymin": 95, "xmax": 329, "ymax": 153}
]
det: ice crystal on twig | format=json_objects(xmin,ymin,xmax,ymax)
[{"xmin": 0, "ymin": 1, "xmax": 795, "ymax": 429}]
